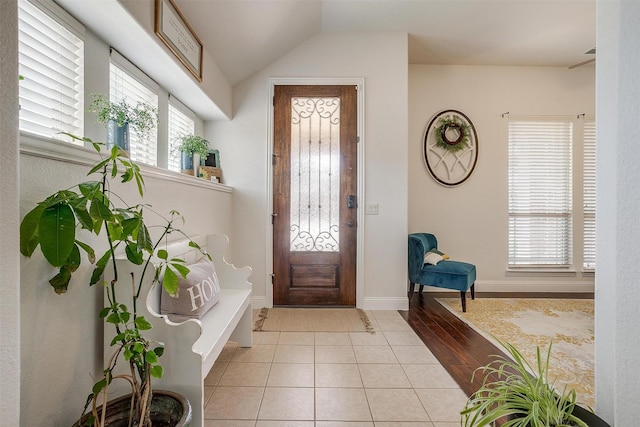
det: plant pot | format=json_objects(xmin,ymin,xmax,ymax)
[
  {"xmin": 505, "ymin": 404, "xmax": 610, "ymax": 427},
  {"xmin": 572, "ymin": 404, "xmax": 611, "ymax": 426},
  {"xmin": 180, "ymin": 151, "xmax": 194, "ymax": 175},
  {"xmin": 73, "ymin": 390, "xmax": 192, "ymax": 427},
  {"xmin": 107, "ymin": 120, "xmax": 129, "ymax": 152}
]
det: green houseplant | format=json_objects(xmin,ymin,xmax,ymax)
[
  {"xmin": 461, "ymin": 341, "xmax": 607, "ymax": 427},
  {"xmin": 88, "ymin": 94, "xmax": 158, "ymax": 151},
  {"xmin": 20, "ymin": 133, "xmax": 204, "ymax": 426},
  {"xmin": 176, "ymin": 134, "xmax": 209, "ymax": 175}
]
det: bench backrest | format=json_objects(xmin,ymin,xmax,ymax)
[{"xmin": 146, "ymin": 234, "xmax": 252, "ymax": 318}]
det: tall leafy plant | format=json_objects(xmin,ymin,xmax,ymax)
[{"xmin": 20, "ymin": 134, "xmax": 205, "ymax": 426}]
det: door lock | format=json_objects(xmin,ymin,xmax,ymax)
[{"xmin": 347, "ymin": 195, "xmax": 356, "ymax": 209}]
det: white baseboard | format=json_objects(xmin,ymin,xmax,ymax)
[
  {"xmin": 417, "ymin": 280, "xmax": 595, "ymax": 294},
  {"xmin": 252, "ymin": 296, "xmax": 269, "ymax": 309},
  {"xmin": 361, "ymin": 297, "xmax": 408, "ymax": 311},
  {"xmin": 252, "ymin": 296, "xmax": 410, "ymax": 310}
]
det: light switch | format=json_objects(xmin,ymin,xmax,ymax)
[{"xmin": 366, "ymin": 203, "xmax": 379, "ymax": 215}]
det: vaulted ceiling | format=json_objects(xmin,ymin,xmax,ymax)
[{"xmin": 176, "ymin": 0, "xmax": 596, "ymax": 86}]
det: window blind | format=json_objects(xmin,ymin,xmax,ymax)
[
  {"xmin": 168, "ymin": 98, "xmax": 195, "ymax": 172},
  {"xmin": 18, "ymin": 0, "xmax": 84, "ymax": 143},
  {"xmin": 583, "ymin": 119, "xmax": 596, "ymax": 269},
  {"xmin": 109, "ymin": 52, "xmax": 159, "ymax": 166},
  {"xmin": 508, "ymin": 119, "xmax": 573, "ymax": 267}
]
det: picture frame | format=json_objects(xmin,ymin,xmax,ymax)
[
  {"xmin": 154, "ymin": 0, "xmax": 203, "ymax": 82},
  {"xmin": 205, "ymin": 149, "xmax": 220, "ymax": 168}
]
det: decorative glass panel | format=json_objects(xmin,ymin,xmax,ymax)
[{"xmin": 290, "ymin": 97, "xmax": 340, "ymax": 252}]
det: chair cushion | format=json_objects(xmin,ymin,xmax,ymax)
[{"xmin": 417, "ymin": 260, "xmax": 476, "ymax": 292}]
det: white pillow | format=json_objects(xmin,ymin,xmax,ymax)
[{"xmin": 424, "ymin": 251, "xmax": 444, "ymax": 265}]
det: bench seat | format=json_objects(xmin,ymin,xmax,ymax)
[{"xmin": 104, "ymin": 234, "xmax": 252, "ymax": 427}]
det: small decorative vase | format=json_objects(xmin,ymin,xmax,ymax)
[
  {"xmin": 106, "ymin": 120, "xmax": 129, "ymax": 152},
  {"xmin": 180, "ymin": 151, "xmax": 194, "ymax": 175}
]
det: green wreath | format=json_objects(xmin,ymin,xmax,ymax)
[{"xmin": 434, "ymin": 115, "xmax": 471, "ymax": 153}]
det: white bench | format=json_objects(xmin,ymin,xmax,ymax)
[{"xmin": 103, "ymin": 234, "xmax": 252, "ymax": 427}]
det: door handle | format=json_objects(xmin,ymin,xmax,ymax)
[{"xmin": 346, "ymin": 220, "xmax": 356, "ymax": 227}]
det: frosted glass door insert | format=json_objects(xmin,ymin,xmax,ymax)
[{"xmin": 290, "ymin": 97, "xmax": 341, "ymax": 252}]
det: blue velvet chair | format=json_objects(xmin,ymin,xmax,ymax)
[{"xmin": 408, "ymin": 233, "xmax": 476, "ymax": 312}]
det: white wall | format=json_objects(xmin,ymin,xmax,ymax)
[
  {"xmin": 208, "ymin": 32, "xmax": 409, "ymax": 309},
  {"xmin": 15, "ymin": 9, "xmax": 235, "ymax": 426},
  {"xmin": 409, "ymin": 65, "xmax": 595, "ymax": 292},
  {"xmin": 0, "ymin": 1, "xmax": 21, "ymax": 425},
  {"xmin": 595, "ymin": 1, "xmax": 640, "ymax": 424},
  {"xmin": 19, "ymin": 148, "xmax": 233, "ymax": 426}
]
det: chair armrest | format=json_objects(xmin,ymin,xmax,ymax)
[{"xmin": 408, "ymin": 233, "xmax": 438, "ymax": 282}]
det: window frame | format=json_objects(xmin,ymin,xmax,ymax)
[
  {"xmin": 109, "ymin": 49, "xmax": 160, "ymax": 167},
  {"xmin": 18, "ymin": 0, "xmax": 85, "ymax": 143},
  {"xmin": 168, "ymin": 96, "xmax": 196, "ymax": 173},
  {"xmin": 507, "ymin": 115, "xmax": 595, "ymax": 274}
]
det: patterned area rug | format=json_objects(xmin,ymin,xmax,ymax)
[
  {"xmin": 436, "ymin": 298, "xmax": 594, "ymax": 408},
  {"xmin": 253, "ymin": 307, "xmax": 375, "ymax": 333}
]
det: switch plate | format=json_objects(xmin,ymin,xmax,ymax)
[{"xmin": 366, "ymin": 203, "xmax": 379, "ymax": 215}]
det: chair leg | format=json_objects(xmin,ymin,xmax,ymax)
[
  {"xmin": 460, "ymin": 291, "xmax": 467, "ymax": 313},
  {"xmin": 408, "ymin": 282, "xmax": 415, "ymax": 298},
  {"xmin": 471, "ymin": 283, "xmax": 475, "ymax": 300},
  {"xmin": 418, "ymin": 285, "xmax": 424, "ymax": 294}
]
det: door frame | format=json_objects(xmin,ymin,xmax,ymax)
[{"xmin": 266, "ymin": 77, "xmax": 365, "ymax": 308}]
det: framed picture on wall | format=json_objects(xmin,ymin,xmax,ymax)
[{"xmin": 154, "ymin": 0, "xmax": 203, "ymax": 81}]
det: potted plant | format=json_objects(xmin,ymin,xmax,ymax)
[
  {"xmin": 461, "ymin": 340, "xmax": 609, "ymax": 427},
  {"xmin": 176, "ymin": 134, "xmax": 209, "ymax": 175},
  {"xmin": 88, "ymin": 94, "xmax": 158, "ymax": 152},
  {"xmin": 20, "ymin": 134, "xmax": 204, "ymax": 426}
]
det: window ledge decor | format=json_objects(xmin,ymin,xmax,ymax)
[{"xmin": 423, "ymin": 109, "xmax": 478, "ymax": 186}]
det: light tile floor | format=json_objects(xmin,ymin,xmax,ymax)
[{"xmin": 203, "ymin": 310, "xmax": 468, "ymax": 427}]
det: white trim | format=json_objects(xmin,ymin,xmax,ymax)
[
  {"xmin": 27, "ymin": 0, "xmax": 85, "ymax": 38},
  {"xmin": 19, "ymin": 132, "xmax": 232, "ymax": 193},
  {"xmin": 251, "ymin": 296, "xmax": 268, "ymax": 310},
  {"xmin": 266, "ymin": 77, "xmax": 366, "ymax": 308},
  {"xmin": 417, "ymin": 280, "xmax": 595, "ymax": 294},
  {"xmin": 362, "ymin": 297, "xmax": 408, "ymax": 311},
  {"xmin": 505, "ymin": 268, "xmax": 578, "ymax": 277},
  {"xmin": 110, "ymin": 48, "xmax": 159, "ymax": 93},
  {"xmin": 169, "ymin": 94, "xmax": 196, "ymax": 120}
]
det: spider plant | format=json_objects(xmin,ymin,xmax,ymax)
[{"xmin": 461, "ymin": 340, "xmax": 589, "ymax": 427}]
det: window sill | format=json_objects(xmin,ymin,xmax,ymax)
[
  {"xmin": 506, "ymin": 268, "xmax": 577, "ymax": 277},
  {"xmin": 19, "ymin": 132, "xmax": 231, "ymax": 193}
]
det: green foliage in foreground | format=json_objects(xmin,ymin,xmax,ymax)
[
  {"xmin": 461, "ymin": 341, "xmax": 589, "ymax": 427},
  {"xmin": 20, "ymin": 134, "xmax": 207, "ymax": 426}
]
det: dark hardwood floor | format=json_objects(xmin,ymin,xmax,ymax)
[{"xmin": 400, "ymin": 291, "xmax": 594, "ymax": 397}]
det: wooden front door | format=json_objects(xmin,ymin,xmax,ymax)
[{"xmin": 273, "ymin": 85, "xmax": 357, "ymax": 306}]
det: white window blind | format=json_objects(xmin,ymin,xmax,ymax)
[
  {"xmin": 109, "ymin": 52, "xmax": 159, "ymax": 166},
  {"xmin": 508, "ymin": 119, "xmax": 573, "ymax": 267},
  {"xmin": 18, "ymin": 0, "xmax": 84, "ymax": 143},
  {"xmin": 168, "ymin": 98, "xmax": 195, "ymax": 172},
  {"xmin": 583, "ymin": 119, "xmax": 596, "ymax": 269}
]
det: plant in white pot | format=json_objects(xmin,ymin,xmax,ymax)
[
  {"xmin": 20, "ymin": 133, "xmax": 205, "ymax": 426},
  {"xmin": 176, "ymin": 134, "xmax": 209, "ymax": 176},
  {"xmin": 88, "ymin": 94, "xmax": 158, "ymax": 152}
]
